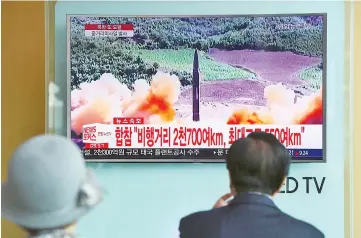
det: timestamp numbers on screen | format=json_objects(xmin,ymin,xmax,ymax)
[{"xmin": 288, "ymin": 149, "xmax": 309, "ymax": 156}]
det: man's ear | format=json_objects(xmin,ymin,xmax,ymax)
[
  {"xmin": 228, "ymin": 171, "xmax": 236, "ymax": 195},
  {"xmin": 273, "ymin": 177, "xmax": 287, "ymax": 196}
]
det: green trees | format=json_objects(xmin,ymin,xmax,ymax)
[{"xmin": 70, "ymin": 16, "xmax": 323, "ymax": 89}]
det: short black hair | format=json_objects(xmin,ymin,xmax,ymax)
[{"xmin": 226, "ymin": 131, "xmax": 291, "ymax": 195}]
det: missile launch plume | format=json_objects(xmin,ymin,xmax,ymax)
[{"xmin": 71, "ymin": 72, "xmax": 322, "ymax": 135}]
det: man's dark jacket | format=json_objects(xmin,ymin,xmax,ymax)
[{"xmin": 179, "ymin": 193, "xmax": 324, "ymax": 238}]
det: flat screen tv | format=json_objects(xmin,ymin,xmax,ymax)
[{"xmin": 67, "ymin": 14, "xmax": 326, "ymax": 163}]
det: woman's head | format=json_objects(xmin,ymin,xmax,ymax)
[{"xmin": 1, "ymin": 135, "xmax": 103, "ymax": 231}]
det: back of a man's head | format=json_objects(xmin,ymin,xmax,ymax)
[{"xmin": 226, "ymin": 131, "xmax": 291, "ymax": 195}]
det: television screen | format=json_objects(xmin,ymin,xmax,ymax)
[{"xmin": 68, "ymin": 14, "xmax": 326, "ymax": 162}]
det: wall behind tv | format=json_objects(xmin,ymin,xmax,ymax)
[
  {"xmin": 1, "ymin": 2, "xmax": 45, "ymax": 237},
  {"xmin": 53, "ymin": 1, "xmax": 345, "ymax": 238}
]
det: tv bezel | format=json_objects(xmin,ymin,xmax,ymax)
[{"xmin": 66, "ymin": 13, "xmax": 327, "ymax": 163}]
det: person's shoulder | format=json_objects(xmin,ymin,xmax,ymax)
[
  {"xmin": 180, "ymin": 209, "xmax": 211, "ymax": 226},
  {"xmin": 296, "ymin": 220, "xmax": 324, "ymax": 238},
  {"xmin": 281, "ymin": 213, "xmax": 324, "ymax": 238},
  {"xmin": 178, "ymin": 210, "xmax": 209, "ymax": 238},
  {"xmin": 180, "ymin": 207, "xmax": 223, "ymax": 228}
]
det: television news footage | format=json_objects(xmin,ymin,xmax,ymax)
[{"xmin": 68, "ymin": 14, "xmax": 326, "ymax": 162}]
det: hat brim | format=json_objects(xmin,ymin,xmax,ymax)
[{"xmin": 1, "ymin": 170, "xmax": 102, "ymax": 229}]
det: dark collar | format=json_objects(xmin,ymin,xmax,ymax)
[{"xmin": 229, "ymin": 192, "xmax": 278, "ymax": 210}]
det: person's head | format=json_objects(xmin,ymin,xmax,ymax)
[
  {"xmin": 226, "ymin": 131, "xmax": 291, "ymax": 196},
  {"xmin": 1, "ymin": 135, "xmax": 103, "ymax": 234}
]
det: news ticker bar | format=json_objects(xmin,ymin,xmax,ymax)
[{"xmin": 82, "ymin": 148, "xmax": 323, "ymax": 160}]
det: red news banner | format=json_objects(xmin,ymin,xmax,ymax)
[{"xmin": 82, "ymin": 118, "xmax": 322, "ymax": 150}]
